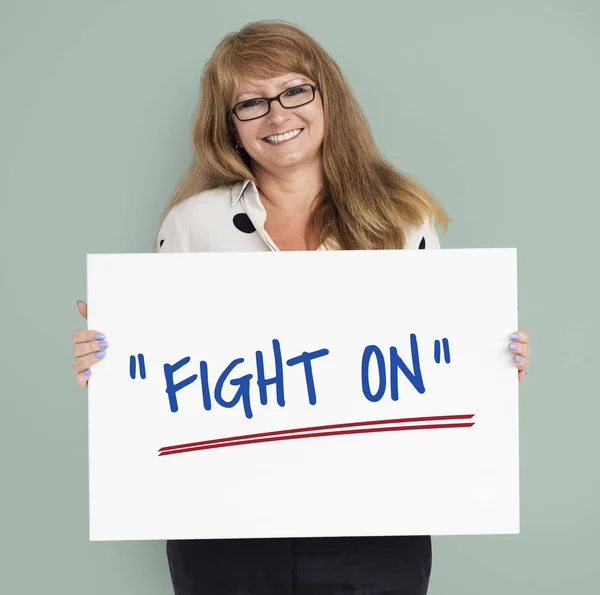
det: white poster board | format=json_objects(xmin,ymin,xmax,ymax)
[{"xmin": 87, "ymin": 248, "xmax": 519, "ymax": 541}]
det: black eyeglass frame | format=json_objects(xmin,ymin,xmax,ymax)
[{"xmin": 227, "ymin": 83, "xmax": 321, "ymax": 122}]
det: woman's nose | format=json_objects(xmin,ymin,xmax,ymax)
[{"xmin": 266, "ymin": 100, "xmax": 290, "ymax": 124}]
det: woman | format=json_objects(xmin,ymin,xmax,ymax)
[{"xmin": 72, "ymin": 20, "xmax": 530, "ymax": 595}]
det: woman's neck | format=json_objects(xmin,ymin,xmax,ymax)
[{"xmin": 252, "ymin": 161, "xmax": 324, "ymax": 217}]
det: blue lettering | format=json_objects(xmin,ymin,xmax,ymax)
[
  {"xmin": 256, "ymin": 339, "xmax": 285, "ymax": 407},
  {"xmin": 214, "ymin": 358, "xmax": 254, "ymax": 419},
  {"xmin": 361, "ymin": 345, "xmax": 386, "ymax": 402},
  {"xmin": 286, "ymin": 348, "xmax": 330, "ymax": 405},
  {"xmin": 199, "ymin": 360, "xmax": 212, "ymax": 411},
  {"xmin": 163, "ymin": 356, "xmax": 198, "ymax": 413},
  {"xmin": 390, "ymin": 333, "xmax": 425, "ymax": 398}
]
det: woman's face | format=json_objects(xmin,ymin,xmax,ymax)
[{"xmin": 230, "ymin": 72, "xmax": 325, "ymax": 172}]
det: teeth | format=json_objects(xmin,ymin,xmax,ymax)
[{"xmin": 265, "ymin": 128, "xmax": 302, "ymax": 144}]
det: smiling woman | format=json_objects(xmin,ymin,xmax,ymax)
[
  {"xmin": 71, "ymin": 17, "xmax": 531, "ymax": 595},
  {"xmin": 154, "ymin": 20, "xmax": 450, "ymax": 254},
  {"xmin": 153, "ymin": 23, "xmax": 443, "ymax": 594}
]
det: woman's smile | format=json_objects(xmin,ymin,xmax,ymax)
[{"xmin": 262, "ymin": 127, "xmax": 304, "ymax": 145}]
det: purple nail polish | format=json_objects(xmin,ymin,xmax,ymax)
[
  {"xmin": 98, "ymin": 341, "xmax": 109, "ymax": 349},
  {"xmin": 509, "ymin": 343, "xmax": 518, "ymax": 351},
  {"xmin": 95, "ymin": 350, "xmax": 106, "ymax": 359},
  {"xmin": 511, "ymin": 333, "xmax": 520, "ymax": 340},
  {"xmin": 515, "ymin": 355, "xmax": 522, "ymax": 363},
  {"xmin": 95, "ymin": 333, "xmax": 106, "ymax": 341},
  {"xmin": 83, "ymin": 369, "xmax": 92, "ymax": 376}
]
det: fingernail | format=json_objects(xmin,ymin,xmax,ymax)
[
  {"xmin": 509, "ymin": 343, "xmax": 518, "ymax": 351},
  {"xmin": 77, "ymin": 300, "xmax": 85, "ymax": 304},
  {"xmin": 94, "ymin": 333, "xmax": 106, "ymax": 340},
  {"xmin": 95, "ymin": 350, "xmax": 106, "ymax": 359},
  {"xmin": 511, "ymin": 333, "xmax": 520, "ymax": 340},
  {"xmin": 98, "ymin": 341, "xmax": 109, "ymax": 349},
  {"xmin": 83, "ymin": 369, "xmax": 92, "ymax": 376},
  {"xmin": 515, "ymin": 355, "xmax": 522, "ymax": 363}
]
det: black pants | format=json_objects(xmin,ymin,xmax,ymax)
[{"xmin": 167, "ymin": 535, "xmax": 432, "ymax": 595}]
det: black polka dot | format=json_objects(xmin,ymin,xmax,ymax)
[
  {"xmin": 418, "ymin": 237, "xmax": 426, "ymax": 249},
  {"xmin": 233, "ymin": 213, "xmax": 256, "ymax": 234},
  {"xmin": 159, "ymin": 239, "xmax": 164, "ymax": 248}
]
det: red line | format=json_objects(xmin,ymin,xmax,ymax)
[
  {"xmin": 158, "ymin": 422, "xmax": 475, "ymax": 456},
  {"xmin": 158, "ymin": 414, "xmax": 474, "ymax": 454}
]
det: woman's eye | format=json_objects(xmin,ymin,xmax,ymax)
[
  {"xmin": 239, "ymin": 99, "xmax": 261, "ymax": 110},
  {"xmin": 285, "ymin": 86, "xmax": 307, "ymax": 97}
]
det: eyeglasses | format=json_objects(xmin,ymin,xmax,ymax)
[{"xmin": 229, "ymin": 83, "xmax": 320, "ymax": 122}]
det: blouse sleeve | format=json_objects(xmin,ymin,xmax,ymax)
[
  {"xmin": 156, "ymin": 206, "xmax": 185, "ymax": 253},
  {"xmin": 413, "ymin": 217, "xmax": 441, "ymax": 250}
]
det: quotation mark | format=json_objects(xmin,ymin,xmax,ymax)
[
  {"xmin": 434, "ymin": 339, "xmax": 451, "ymax": 364},
  {"xmin": 130, "ymin": 354, "xmax": 147, "ymax": 379}
]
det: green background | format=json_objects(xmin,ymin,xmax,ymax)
[{"xmin": 1, "ymin": 0, "xmax": 598, "ymax": 593}]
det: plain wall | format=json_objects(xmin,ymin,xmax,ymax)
[{"xmin": 1, "ymin": 0, "xmax": 598, "ymax": 593}]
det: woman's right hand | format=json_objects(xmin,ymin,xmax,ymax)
[{"xmin": 72, "ymin": 300, "xmax": 109, "ymax": 387}]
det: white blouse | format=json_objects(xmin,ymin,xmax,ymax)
[{"xmin": 156, "ymin": 179, "xmax": 441, "ymax": 253}]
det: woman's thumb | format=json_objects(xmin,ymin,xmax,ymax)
[{"xmin": 77, "ymin": 300, "xmax": 88, "ymax": 320}]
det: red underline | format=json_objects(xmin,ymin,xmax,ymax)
[{"xmin": 158, "ymin": 414, "xmax": 475, "ymax": 457}]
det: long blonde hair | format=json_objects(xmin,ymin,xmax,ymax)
[{"xmin": 155, "ymin": 20, "xmax": 449, "ymax": 250}]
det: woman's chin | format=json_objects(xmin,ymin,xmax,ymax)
[{"xmin": 256, "ymin": 149, "xmax": 318, "ymax": 170}]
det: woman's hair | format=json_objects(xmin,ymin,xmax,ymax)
[{"xmin": 156, "ymin": 20, "xmax": 449, "ymax": 250}]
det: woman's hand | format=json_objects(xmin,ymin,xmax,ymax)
[
  {"xmin": 508, "ymin": 329, "xmax": 530, "ymax": 382},
  {"xmin": 72, "ymin": 300, "xmax": 108, "ymax": 387}
]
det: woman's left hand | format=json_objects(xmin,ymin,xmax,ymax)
[{"xmin": 509, "ymin": 330, "xmax": 530, "ymax": 382}]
